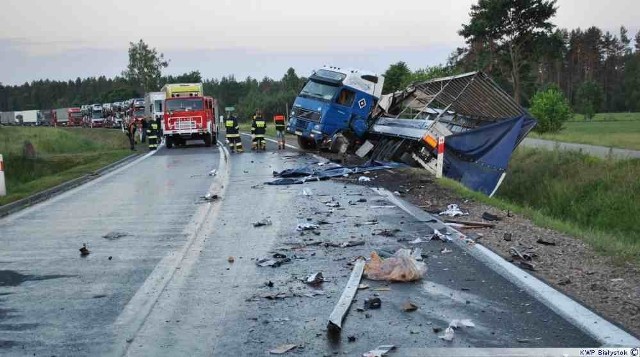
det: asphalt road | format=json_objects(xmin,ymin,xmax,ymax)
[{"xmin": 0, "ymin": 135, "xmax": 600, "ymax": 356}]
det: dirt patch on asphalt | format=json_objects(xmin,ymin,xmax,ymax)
[{"xmin": 341, "ymin": 167, "xmax": 640, "ymax": 338}]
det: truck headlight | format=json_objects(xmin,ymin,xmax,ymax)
[{"xmin": 313, "ymin": 124, "xmax": 320, "ymax": 131}]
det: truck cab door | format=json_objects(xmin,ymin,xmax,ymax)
[{"xmin": 324, "ymin": 88, "xmax": 356, "ymax": 136}]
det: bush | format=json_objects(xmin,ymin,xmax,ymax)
[{"xmin": 530, "ymin": 88, "xmax": 572, "ymax": 133}]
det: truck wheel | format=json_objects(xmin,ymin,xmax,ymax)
[
  {"xmin": 204, "ymin": 134, "xmax": 212, "ymax": 147},
  {"xmin": 297, "ymin": 136, "xmax": 316, "ymax": 150},
  {"xmin": 166, "ymin": 137, "xmax": 173, "ymax": 149},
  {"xmin": 211, "ymin": 133, "xmax": 217, "ymax": 146}
]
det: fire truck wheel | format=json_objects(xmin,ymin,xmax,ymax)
[
  {"xmin": 166, "ymin": 137, "xmax": 174, "ymax": 149},
  {"xmin": 211, "ymin": 133, "xmax": 217, "ymax": 146},
  {"xmin": 204, "ymin": 134, "xmax": 212, "ymax": 147}
]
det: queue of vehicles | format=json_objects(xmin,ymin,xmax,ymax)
[{"xmin": 0, "ymin": 83, "xmax": 219, "ymax": 148}]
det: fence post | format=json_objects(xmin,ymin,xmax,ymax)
[
  {"xmin": 436, "ymin": 137, "xmax": 445, "ymax": 178},
  {"xmin": 0, "ymin": 154, "xmax": 6, "ymax": 196}
]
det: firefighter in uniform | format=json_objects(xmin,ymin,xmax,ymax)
[
  {"xmin": 251, "ymin": 110, "xmax": 267, "ymax": 151},
  {"xmin": 224, "ymin": 114, "xmax": 243, "ymax": 152},
  {"xmin": 126, "ymin": 119, "xmax": 137, "ymax": 151},
  {"xmin": 147, "ymin": 121, "xmax": 159, "ymax": 150},
  {"xmin": 274, "ymin": 114, "xmax": 286, "ymax": 149}
]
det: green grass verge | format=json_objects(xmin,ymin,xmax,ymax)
[
  {"xmin": 569, "ymin": 112, "xmax": 640, "ymax": 122},
  {"xmin": 439, "ymin": 147, "xmax": 640, "ymax": 264},
  {"xmin": 529, "ymin": 113, "xmax": 640, "ymax": 150},
  {"xmin": 0, "ymin": 127, "xmax": 131, "ymax": 205}
]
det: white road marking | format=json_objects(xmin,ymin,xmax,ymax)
[
  {"xmin": 373, "ymin": 187, "xmax": 640, "ymax": 347},
  {"xmin": 111, "ymin": 144, "xmax": 230, "ymax": 356}
]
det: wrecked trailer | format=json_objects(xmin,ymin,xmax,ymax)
[{"xmin": 363, "ymin": 71, "xmax": 536, "ymax": 196}]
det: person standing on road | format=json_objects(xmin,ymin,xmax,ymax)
[
  {"xmin": 126, "ymin": 119, "xmax": 137, "ymax": 151},
  {"xmin": 273, "ymin": 114, "xmax": 286, "ymax": 150},
  {"xmin": 251, "ymin": 110, "xmax": 267, "ymax": 151},
  {"xmin": 141, "ymin": 118, "xmax": 149, "ymax": 144},
  {"xmin": 147, "ymin": 121, "xmax": 159, "ymax": 150},
  {"xmin": 225, "ymin": 114, "xmax": 243, "ymax": 153}
]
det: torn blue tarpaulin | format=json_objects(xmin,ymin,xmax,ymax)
[
  {"xmin": 443, "ymin": 115, "xmax": 536, "ymax": 195},
  {"xmin": 267, "ymin": 160, "xmax": 405, "ymax": 185}
]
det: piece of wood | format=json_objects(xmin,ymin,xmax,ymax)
[
  {"xmin": 444, "ymin": 218, "xmax": 495, "ymax": 228},
  {"xmin": 327, "ymin": 258, "xmax": 366, "ymax": 333}
]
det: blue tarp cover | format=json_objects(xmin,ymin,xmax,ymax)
[{"xmin": 443, "ymin": 115, "xmax": 536, "ymax": 195}]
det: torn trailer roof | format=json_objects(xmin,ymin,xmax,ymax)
[{"xmin": 367, "ymin": 71, "xmax": 537, "ymax": 196}]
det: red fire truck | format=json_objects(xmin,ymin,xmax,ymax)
[{"xmin": 161, "ymin": 83, "xmax": 218, "ymax": 148}]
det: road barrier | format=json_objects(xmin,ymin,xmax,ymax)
[{"xmin": 0, "ymin": 154, "xmax": 5, "ymax": 196}]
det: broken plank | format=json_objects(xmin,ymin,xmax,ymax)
[
  {"xmin": 444, "ymin": 218, "xmax": 495, "ymax": 228},
  {"xmin": 327, "ymin": 258, "xmax": 366, "ymax": 333}
]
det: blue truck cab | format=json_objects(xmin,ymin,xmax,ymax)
[{"xmin": 287, "ymin": 66, "xmax": 384, "ymax": 150}]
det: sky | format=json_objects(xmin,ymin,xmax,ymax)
[{"xmin": 0, "ymin": 0, "xmax": 638, "ymax": 85}]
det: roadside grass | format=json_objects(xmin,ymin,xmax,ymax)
[
  {"xmin": 529, "ymin": 113, "xmax": 640, "ymax": 150},
  {"xmin": 0, "ymin": 127, "xmax": 131, "ymax": 205},
  {"xmin": 439, "ymin": 147, "xmax": 640, "ymax": 264}
]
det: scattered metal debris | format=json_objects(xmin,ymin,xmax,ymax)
[
  {"xmin": 481, "ymin": 212, "xmax": 501, "ymax": 221},
  {"xmin": 256, "ymin": 256, "xmax": 291, "ymax": 268},
  {"xmin": 358, "ymin": 176, "xmax": 372, "ymax": 182},
  {"xmin": 402, "ymin": 301, "xmax": 418, "ymax": 312},
  {"xmin": 296, "ymin": 223, "xmax": 319, "ymax": 231},
  {"xmin": 79, "ymin": 243, "xmax": 90, "ymax": 256},
  {"xmin": 449, "ymin": 319, "xmax": 475, "ymax": 328},
  {"xmin": 440, "ymin": 248, "xmax": 453, "ymax": 254},
  {"xmin": 363, "ymin": 344, "xmax": 395, "ymax": 357},
  {"xmin": 253, "ymin": 219, "xmax": 273, "ymax": 227},
  {"xmin": 102, "ymin": 231, "xmax": 129, "ymax": 240},
  {"xmin": 439, "ymin": 327, "xmax": 455, "ymax": 341},
  {"xmin": 269, "ymin": 344, "xmax": 297, "ymax": 354},
  {"xmin": 202, "ymin": 193, "xmax": 219, "ymax": 201},
  {"xmin": 327, "ymin": 258, "xmax": 365, "ymax": 333},
  {"xmin": 364, "ymin": 297, "xmax": 382, "ymax": 310},
  {"xmin": 358, "ymin": 284, "xmax": 369, "ymax": 290},
  {"xmin": 227, "ymin": 256, "xmax": 235, "ymax": 263},
  {"xmin": 503, "ymin": 233, "xmax": 513, "ymax": 241},
  {"xmin": 439, "ymin": 204, "xmax": 468, "ymax": 217},
  {"xmin": 324, "ymin": 240, "xmax": 365, "ymax": 248},
  {"xmin": 208, "ymin": 169, "xmax": 217, "ymax": 176},
  {"xmin": 305, "ymin": 272, "xmax": 324, "ymax": 285}
]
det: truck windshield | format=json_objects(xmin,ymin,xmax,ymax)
[
  {"xmin": 166, "ymin": 98, "xmax": 204, "ymax": 111},
  {"xmin": 91, "ymin": 111, "xmax": 102, "ymax": 119},
  {"xmin": 299, "ymin": 80, "xmax": 339, "ymax": 102},
  {"xmin": 134, "ymin": 109, "xmax": 145, "ymax": 117}
]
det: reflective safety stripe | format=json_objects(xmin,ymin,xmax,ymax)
[
  {"xmin": 225, "ymin": 120, "xmax": 234, "ymax": 127},
  {"xmin": 254, "ymin": 134, "xmax": 265, "ymax": 138},
  {"xmin": 226, "ymin": 133, "xmax": 240, "ymax": 138},
  {"xmin": 256, "ymin": 122, "xmax": 266, "ymax": 128},
  {"xmin": 148, "ymin": 136, "xmax": 157, "ymax": 139}
]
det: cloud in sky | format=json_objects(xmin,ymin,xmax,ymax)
[{"xmin": 0, "ymin": 0, "xmax": 638, "ymax": 84}]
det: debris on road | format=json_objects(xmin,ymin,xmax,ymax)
[
  {"xmin": 301, "ymin": 188, "xmax": 313, "ymax": 196},
  {"xmin": 79, "ymin": 243, "xmax": 90, "ymax": 256},
  {"xmin": 372, "ymin": 287, "xmax": 391, "ymax": 292},
  {"xmin": 305, "ymin": 272, "xmax": 324, "ymax": 285},
  {"xmin": 102, "ymin": 231, "xmax": 129, "ymax": 240},
  {"xmin": 536, "ymin": 237, "xmax": 556, "ymax": 246},
  {"xmin": 558, "ymin": 277, "xmax": 571, "ymax": 286},
  {"xmin": 374, "ymin": 228, "xmax": 401, "ymax": 237},
  {"xmin": 208, "ymin": 169, "xmax": 217, "ymax": 176},
  {"xmin": 481, "ymin": 212, "xmax": 501, "ymax": 221},
  {"xmin": 269, "ymin": 161, "xmax": 404, "ymax": 186},
  {"xmin": 327, "ymin": 258, "xmax": 365, "ymax": 333},
  {"xmin": 449, "ymin": 319, "xmax": 475, "ymax": 328},
  {"xmin": 364, "ymin": 297, "xmax": 382, "ymax": 309},
  {"xmin": 348, "ymin": 335, "xmax": 357, "ymax": 342},
  {"xmin": 402, "ymin": 301, "xmax": 418, "ymax": 312},
  {"xmin": 253, "ymin": 219, "xmax": 273, "ymax": 227},
  {"xmin": 439, "ymin": 204, "xmax": 468, "ymax": 217},
  {"xmin": 296, "ymin": 223, "xmax": 319, "ymax": 231},
  {"xmin": 269, "ymin": 344, "xmax": 297, "ymax": 354},
  {"xmin": 503, "ymin": 233, "xmax": 513, "ymax": 241},
  {"xmin": 440, "ymin": 248, "xmax": 453, "ymax": 254},
  {"xmin": 227, "ymin": 256, "xmax": 235, "ymax": 263},
  {"xmin": 262, "ymin": 292, "xmax": 290, "ymax": 300},
  {"xmin": 363, "ymin": 344, "xmax": 395, "ymax": 357},
  {"xmin": 358, "ymin": 176, "xmax": 372, "ymax": 182},
  {"xmin": 439, "ymin": 327, "xmax": 455, "ymax": 341},
  {"xmin": 325, "ymin": 201, "xmax": 340, "ymax": 208},
  {"xmin": 324, "ymin": 240, "xmax": 365, "ymax": 248},
  {"xmin": 355, "ymin": 219, "xmax": 378, "ymax": 227},
  {"xmin": 364, "ymin": 249, "xmax": 427, "ymax": 282},
  {"xmin": 358, "ymin": 284, "xmax": 369, "ymax": 290},
  {"xmin": 256, "ymin": 256, "xmax": 291, "ymax": 268},
  {"xmin": 202, "ymin": 193, "xmax": 219, "ymax": 201}
]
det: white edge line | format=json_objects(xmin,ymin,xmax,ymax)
[
  {"xmin": 111, "ymin": 144, "xmax": 230, "ymax": 356},
  {"xmin": 0, "ymin": 148, "xmax": 159, "ymax": 223},
  {"xmin": 373, "ymin": 186, "xmax": 640, "ymax": 347}
]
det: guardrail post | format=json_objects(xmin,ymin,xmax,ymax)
[
  {"xmin": 0, "ymin": 154, "xmax": 6, "ymax": 196},
  {"xmin": 436, "ymin": 137, "xmax": 444, "ymax": 178}
]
